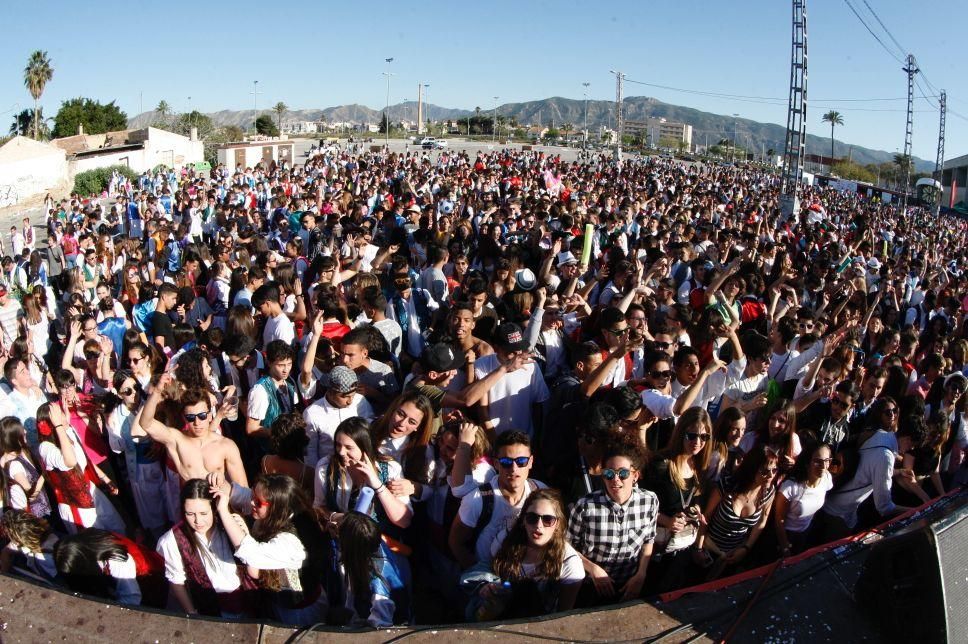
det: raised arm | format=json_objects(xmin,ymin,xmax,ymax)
[{"xmin": 138, "ymin": 372, "xmax": 178, "ymax": 447}]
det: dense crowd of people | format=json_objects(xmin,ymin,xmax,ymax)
[{"xmin": 0, "ymin": 143, "xmax": 966, "ymax": 628}]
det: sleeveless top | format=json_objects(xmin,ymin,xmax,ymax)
[{"xmin": 706, "ymin": 481, "xmax": 775, "ymax": 552}]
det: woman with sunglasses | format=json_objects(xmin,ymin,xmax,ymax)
[
  {"xmin": 774, "ymin": 443, "xmax": 834, "ymax": 555},
  {"xmin": 820, "ymin": 397, "xmax": 916, "ymax": 540},
  {"xmin": 696, "ymin": 444, "xmax": 778, "ymax": 579},
  {"xmin": 211, "ymin": 472, "xmax": 328, "ymax": 626},
  {"xmin": 105, "ymin": 370, "xmax": 167, "ymax": 539},
  {"xmin": 568, "ymin": 435, "xmax": 655, "ymax": 606},
  {"xmin": 642, "ymin": 407, "xmax": 713, "ymax": 592},
  {"xmin": 465, "ymin": 489, "xmax": 582, "ymax": 620}
]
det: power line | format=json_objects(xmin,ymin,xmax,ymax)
[
  {"xmin": 861, "ymin": 0, "xmax": 907, "ymax": 59},
  {"xmin": 842, "ymin": 0, "xmax": 904, "ymax": 63}
]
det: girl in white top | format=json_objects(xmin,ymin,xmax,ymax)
[
  {"xmin": 479, "ymin": 489, "xmax": 584, "ymax": 618},
  {"xmin": 156, "ymin": 479, "xmax": 250, "ymax": 618},
  {"xmin": 0, "ymin": 510, "xmax": 59, "ymax": 583},
  {"xmin": 775, "ymin": 443, "xmax": 834, "ymax": 555},
  {"xmin": 0, "ymin": 417, "xmax": 50, "ymax": 518},
  {"xmin": 372, "ymin": 392, "xmax": 438, "ymax": 502},
  {"xmin": 36, "ymin": 402, "xmax": 125, "ymax": 534},
  {"xmin": 213, "ymin": 473, "xmax": 328, "ymax": 626},
  {"xmin": 106, "ymin": 371, "xmax": 167, "ymax": 538}
]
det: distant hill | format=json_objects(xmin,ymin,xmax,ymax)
[{"xmin": 129, "ymin": 95, "xmax": 932, "ymax": 171}]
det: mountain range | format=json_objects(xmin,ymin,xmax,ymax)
[{"xmin": 129, "ymin": 96, "xmax": 933, "ymax": 172}]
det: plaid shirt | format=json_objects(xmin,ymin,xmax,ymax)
[{"xmin": 567, "ymin": 487, "xmax": 659, "ymax": 584}]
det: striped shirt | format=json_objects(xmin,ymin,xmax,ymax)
[{"xmin": 706, "ymin": 481, "xmax": 775, "ymax": 552}]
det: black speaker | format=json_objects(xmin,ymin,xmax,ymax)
[{"xmin": 856, "ymin": 495, "xmax": 968, "ymax": 644}]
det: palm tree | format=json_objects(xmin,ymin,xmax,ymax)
[
  {"xmin": 23, "ymin": 51, "xmax": 53, "ymax": 140},
  {"xmin": 273, "ymin": 102, "xmax": 287, "ymax": 133},
  {"xmin": 9, "ymin": 108, "xmax": 49, "ymax": 139},
  {"xmin": 821, "ymin": 111, "xmax": 844, "ymax": 166},
  {"xmin": 893, "ymin": 153, "xmax": 912, "ymax": 189},
  {"xmin": 156, "ymin": 100, "xmax": 171, "ymax": 117}
]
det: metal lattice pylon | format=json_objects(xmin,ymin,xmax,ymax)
[
  {"xmin": 781, "ymin": 0, "xmax": 808, "ymax": 218},
  {"xmin": 901, "ymin": 54, "xmax": 919, "ymax": 208},
  {"xmin": 935, "ymin": 90, "xmax": 946, "ymax": 179}
]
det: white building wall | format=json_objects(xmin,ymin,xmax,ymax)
[{"xmin": 0, "ymin": 153, "xmax": 69, "ymax": 207}]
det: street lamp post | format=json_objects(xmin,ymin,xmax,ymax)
[
  {"xmin": 383, "ymin": 57, "xmax": 394, "ymax": 146},
  {"xmin": 423, "ymin": 83, "xmax": 430, "ymax": 134},
  {"xmin": 493, "ymin": 97, "xmax": 499, "ymax": 143},
  {"xmin": 582, "ymin": 82, "xmax": 590, "ymax": 150}
]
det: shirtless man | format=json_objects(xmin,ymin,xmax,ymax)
[
  {"xmin": 448, "ymin": 303, "xmax": 494, "ymax": 363},
  {"xmin": 139, "ymin": 373, "xmax": 248, "ymax": 488}
]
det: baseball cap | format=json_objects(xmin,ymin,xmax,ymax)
[
  {"xmin": 493, "ymin": 322, "xmax": 527, "ymax": 352},
  {"xmin": 421, "ymin": 343, "xmax": 465, "ymax": 372},
  {"xmin": 327, "ymin": 366, "xmax": 359, "ymax": 394}
]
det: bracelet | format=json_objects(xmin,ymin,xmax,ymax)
[{"xmin": 373, "ymin": 483, "xmax": 386, "ymax": 494}]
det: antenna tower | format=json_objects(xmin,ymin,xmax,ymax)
[{"xmin": 780, "ymin": 0, "xmax": 808, "ymax": 220}]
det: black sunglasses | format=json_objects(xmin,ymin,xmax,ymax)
[
  {"xmin": 685, "ymin": 432, "xmax": 710, "ymax": 442},
  {"xmin": 649, "ymin": 369, "xmax": 673, "ymax": 379},
  {"xmin": 524, "ymin": 512, "xmax": 558, "ymax": 528},
  {"xmin": 497, "ymin": 456, "xmax": 530, "ymax": 469},
  {"xmin": 184, "ymin": 411, "xmax": 210, "ymax": 422}
]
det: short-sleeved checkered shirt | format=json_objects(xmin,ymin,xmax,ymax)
[{"xmin": 567, "ymin": 487, "xmax": 659, "ymax": 584}]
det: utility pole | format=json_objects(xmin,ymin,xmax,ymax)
[
  {"xmin": 383, "ymin": 57, "xmax": 394, "ymax": 146},
  {"xmin": 610, "ymin": 70, "xmax": 625, "ymax": 161},
  {"xmin": 901, "ymin": 54, "xmax": 918, "ymax": 209},
  {"xmin": 781, "ymin": 0, "xmax": 808, "ymax": 220},
  {"xmin": 251, "ymin": 80, "xmax": 262, "ymax": 134},
  {"xmin": 934, "ymin": 90, "xmax": 946, "ymax": 214},
  {"xmin": 582, "ymin": 82, "xmax": 590, "ymax": 150},
  {"xmin": 416, "ymin": 83, "xmax": 424, "ymax": 135},
  {"xmin": 423, "ymin": 84, "xmax": 430, "ymax": 134},
  {"xmin": 732, "ymin": 114, "xmax": 740, "ymax": 163},
  {"xmin": 493, "ymin": 97, "xmax": 499, "ymax": 143}
]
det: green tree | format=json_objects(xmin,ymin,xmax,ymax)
[
  {"xmin": 223, "ymin": 125, "xmax": 244, "ymax": 142},
  {"xmin": 52, "ymin": 98, "xmax": 127, "ymax": 138},
  {"xmin": 821, "ymin": 110, "xmax": 844, "ymax": 165},
  {"xmin": 24, "ymin": 50, "xmax": 53, "ymax": 140},
  {"xmin": 893, "ymin": 153, "xmax": 913, "ymax": 189},
  {"xmin": 658, "ymin": 136, "xmax": 679, "ymax": 150},
  {"xmin": 831, "ymin": 159, "xmax": 876, "ymax": 184},
  {"xmin": 379, "ymin": 111, "xmax": 390, "ymax": 134},
  {"xmin": 273, "ymin": 102, "xmax": 287, "ymax": 132},
  {"xmin": 255, "ymin": 114, "xmax": 279, "ymax": 136},
  {"xmin": 9, "ymin": 108, "xmax": 49, "ymax": 139},
  {"xmin": 156, "ymin": 100, "xmax": 171, "ymax": 119},
  {"xmin": 169, "ymin": 111, "xmax": 214, "ymax": 138}
]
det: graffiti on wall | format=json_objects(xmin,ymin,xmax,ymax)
[{"xmin": 0, "ymin": 185, "xmax": 19, "ymax": 208}]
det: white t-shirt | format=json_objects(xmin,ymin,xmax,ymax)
[
  {"xmin": 457, "ymin": 477, "xmax": 547, "ymax": 564},
  {"xmin": 303, "ymin": 394, "xmax": 375, "ymax": 468},
  {"xmin": 474, "ymin": 354, "xmax": 550, "ymax": 436},
  {"xmin": 313, "ymin": 456, "xmax": 410, "ymax": 512},
  {"xmin": 488, "ymin": 540, "xmax": 585, "ymax": 586},
  {"xmin": 779, "ymin": 471, "xmax": 833, "ymax": 533},
  {"xmin": 263, "ymin": 313, "xmax": 295, "ymax": 347}
]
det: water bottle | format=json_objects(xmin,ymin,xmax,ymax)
[{"xmin": 475, "ymin": 581, "xmax": 512, "ymax": 621}]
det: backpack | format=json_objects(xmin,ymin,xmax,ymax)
[{"xmin": 472, "ymin": 480, "xmax": 538, "ymax": 544}]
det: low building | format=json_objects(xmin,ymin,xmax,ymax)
[
  {"xmin": 0, "ymin": 136, "xmax": 70, "ymax": 208},
  {"xmin": 942, "ymin": 152, "xmax": 968, "ymax": 206},
  {"xmin": 51, "ymin": 126, "xmax": 204, "ymax": 174},
  {"xmin": 624, "ymin": 118, "xmax": 693, "ymax": 148},
  {"xmin": 216, "ymin": 137, "xmax": 296, "ymax": 169}
]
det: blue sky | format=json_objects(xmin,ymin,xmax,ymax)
[{"xmin": 2, "ymin": 0, "xmax": 964, "ymax": 160}]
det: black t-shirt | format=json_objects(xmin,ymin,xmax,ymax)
[
  {"xmin": 151, "ymin": 311, "xmax": 175, "ymax": 347},
  {"xmin": 643, "ymin": 457, "xmax": 702, "ymax": 517}
]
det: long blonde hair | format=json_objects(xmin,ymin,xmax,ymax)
[{"xmin": 663, "ymin": 407, "xmax": 714, "ymax": 494}]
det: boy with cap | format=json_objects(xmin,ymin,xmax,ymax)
[
  {"xmin": 302, "ymin": 366, "xmax": 375, "ymax": 467},
  {"xmin": 474, "ymin": 323, "xmax": 550, "ymax": 438}
]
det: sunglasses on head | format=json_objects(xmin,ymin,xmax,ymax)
[
  {"xmin": 184, "ymin": 411, "xmax": 210, "ymax": 422},
  {"xmin": 602, "ymin": 467, "xmax": 634, "ymax": 481},
  {"xmin": 524, "ymin": 511, "xmax": 558, "ymax": 528},
  {"xmin": 685, "ymin": 432, "xmax": 710, "ymax": 442},
  {"xmin": 497, "ymin": 456, "xmax": 531, "ymax": 469}
]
